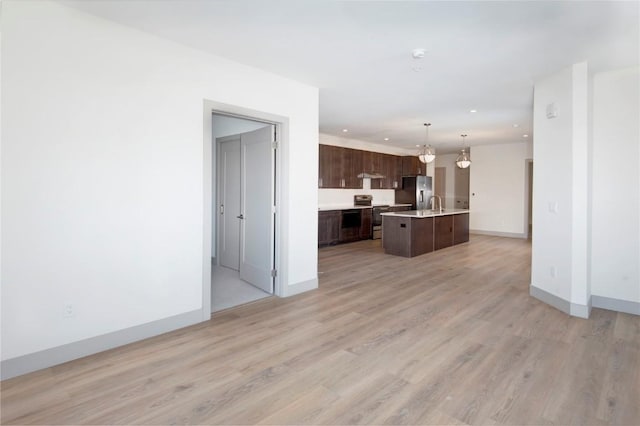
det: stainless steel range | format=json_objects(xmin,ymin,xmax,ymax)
[{"xmin": 354, "ymin": 195, "xmax": 388, "ymax": 240}]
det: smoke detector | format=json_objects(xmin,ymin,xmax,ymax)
[{"xmin": 412, "ymin": 48, "xmax": 426, "ymax": 59}]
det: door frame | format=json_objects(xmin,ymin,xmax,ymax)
[{"xmin": 202, "ymin": 100, "xmax": 288, "ymax": 320}]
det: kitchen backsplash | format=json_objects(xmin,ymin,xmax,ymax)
[{"xmin": 318, "ymin": 178, "xmax": 396, "ymax": 207}]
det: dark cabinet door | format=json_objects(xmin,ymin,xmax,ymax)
[
  {"xmin": 453, "ymin": 213, "xmax": 470, "ymax": 245},
  {"xmin": 319, "ymin": 145, "xmax": 341, "ymax": 188},
  {"xmin": 319, "ymin": 145, "xmax": 363, "ymax": 189},
  {"xmin": 390, "ymin": 155, "xmax": 402, "ymax": 189},
  {"xmin": 360, "ymin": 208, "xmax": 372, "ymax": 239},
  {"xmin": 434, "ymin": 215, "xmax": 454, "ymax": 250},
  {"xmin": 344, "ymin": 148, "xmax": 363, "ymax": 189},
  {"xmin": 402, "ymin": 156, "xmax": 424, "ymax": 176},
  {"xmin": 318, "ymin": 211, "xmax": 340, "ymax": 246}
]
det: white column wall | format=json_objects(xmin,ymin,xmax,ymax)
[
  {"xmin": 531, "ymin": 63, "xmax": 588, "ymax": 314},
  {"xmin": 590, "ymin": 67, "xmax": 640, "ymax": 310}
]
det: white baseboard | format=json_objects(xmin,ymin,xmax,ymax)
[
  {"xmin": 283, "ymin": 277, "xmax": 318, "ymax": 297},
  {"xmin": 1, "ymin": 309, "xmax": 203, "ymax": 380},
  {"xmin": 470, "ymin": 229, "xmax": 528, "ymax": 239},
  {"xmin": 529, "ymin": 285, "xmax": 590, "ymax": 318},
  {"xmin": 592, "ymin": 295, "xmax": 640, "ymax": 315}
]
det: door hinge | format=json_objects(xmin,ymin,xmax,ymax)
[
  {"xmin": 271, "ymin": 269, "xmax": 277, "ymax": 278},
  {"xmin": 272, "ymin": 205, "xmax": 277, "ymax": 214},
  {"xmin": 272, "ymin": 141, "xmax": 278, "ymax": 149}
]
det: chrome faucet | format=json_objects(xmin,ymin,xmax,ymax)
[{"xmin": 430, "ymin": 195, "xmax": 443, "ymax": 212}]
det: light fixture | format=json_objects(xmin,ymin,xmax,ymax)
[
  {"xmin": 418, "ymin": 123, "xmax": 436, "ymax": 164},
  {"xmin": 470, "ymin": 109, "xmax": 477, "ymax": 113},
  {"xmin": 342, "ymin": 128, "xmax": 348, "ymax": 133},
  {"xmin": 384, "ymin": 137, "xmax": 389, "ymax": 141},
  {"xmin": 523, "ymin": 134, "xmax": 529, "ymax": 138},
  {"xmin": 456, "ymin": 134, "xmax": 471, "ymax": 169}
]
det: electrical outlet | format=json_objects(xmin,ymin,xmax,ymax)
[{"xmin": 63, "ymin": 303, "xmax": 74, "ymax": 318}]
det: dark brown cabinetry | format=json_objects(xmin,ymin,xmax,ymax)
[
  {"xmin": 318, "ymin": 145, "xmax": 340, "ymax": 188},
  {"xmin": 383, "ymin": 212, "xmax": 469, "ymax": 257},
  {"xmin": 382, "ymin": 215, "xmax": 434, "ymax": 257},
  {"xmin": 453, "ymin": 212, "xmax": 470, "ymax": 245},
  {"xmin": 434, "ymin": 215, "xmax": 454, "ymax": 250},
  {"xmin": 361, "ymin": 208, "xmax": 372, "ymax": 240},
  {"xmin": 318, "ymin": 210, "xmax": 340, "ymax": 246},
  {"xmin": 318, "ymin": 208, "xmax": 373, "ymax": 247},
  {"xmin": 319, "ymin": 145, "xmax": 425, "ymax": 189},
  {"xmin": 318, "ymin": 145, "xmax": 364, "ymax": 189},
  {"xmin": 402, "ymin": 156, "xmax": 424, "ymax": 176}
]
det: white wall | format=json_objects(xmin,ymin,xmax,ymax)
[
  {"xmin": 531, "ymin": 62, "xmax": 590, "ymax": 315},
  {"xmin": 591, "ymin": 66, "xmax": 640, "ymax": 305},
  {"xmin": 434, "ymin": 153, "xmax": 457, "ymax": 209},
  {"xmin": 469, "ymin": 142, "xmax": 533, "ymax": 237},
  {"xmin": 1, "ymin": 1, "xmax": 318, "ymax": 362}
]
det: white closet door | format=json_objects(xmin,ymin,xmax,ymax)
[
  {"xmin": 239, "ymin": 125, "xmax": 275, "ymax": 293},
  {"xmin": 218, "ymin": 137, "xmax": 241, "ymax": 270}
]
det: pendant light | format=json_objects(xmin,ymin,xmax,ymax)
[
  {"xmin": 456, "ymin": 134, "xmax": 471, "ymax": 169},
  {"xmin": 418, "ymin": 123, "xmax": 435, "ymax": 164}
]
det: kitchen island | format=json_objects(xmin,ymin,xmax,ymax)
[{"xmin": 381, "ymin": 209, "xmax": 470, "ymax": 257}]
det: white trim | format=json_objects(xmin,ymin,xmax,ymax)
[
  {"xmin": 282, "ymin": 277, "xmax": 318, "ymax": 297},
  {"xmin": 530, "ymin": 285, "xmax": 591, "ymax": 318},
  {"xmin": 1, "ymin": 309, "xmax": 203, "ymax": 380},
  {"xmin": 592, "ymin": 295, "xmax": 640, "ymax": 315},
  {"xmin": 530, "ymin": 285, "xmax": 570, "ymax": 315},
  {"xmin": 470, "ymin": 229, "xmax": 528, "ymax": 239}
]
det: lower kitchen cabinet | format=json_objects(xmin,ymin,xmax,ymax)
[
  {"xmin": 318, "ymin": 208, "xmax": 373, "ymax": 247},
  {"xmin": 453, "ymin": 213, "xmax": 470, "ymax": 245},
  {"xmin": 434, "ymin": 215, "xmax": 454, "ymax": 250},
  {"xmin": 318, "ymin": 211, "xmax": 340, "ymax": 246},
  {"xmin": 360, "ymin": 208, "xmax": 372, "ymax": 240}
]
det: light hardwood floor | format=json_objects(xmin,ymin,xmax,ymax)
[{"xmin": 2, "ymin": 235, "xmax": 639, "ymax": 425}]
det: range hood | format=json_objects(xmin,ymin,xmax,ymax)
[{"xmin": 357, "ymin": 172, "xmax": 385, "ymax": 179}]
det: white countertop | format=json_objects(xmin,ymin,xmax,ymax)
[
  {"xmin": 381, "ymin": 208, "xmax": 470, "ymax": 218},
  {"xmin": 318, "ymin": 203, "xmax": 413, "ymax": 212}
]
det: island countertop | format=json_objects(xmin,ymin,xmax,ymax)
[{"xmin": 380, "ymin": 208, "xmax": 469, "ymax": 218}]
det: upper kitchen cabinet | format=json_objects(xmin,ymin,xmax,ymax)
[
  {"xmin": 318, "ymin": 145, "xmax": 363, "ymax": 189},
  {"xmin": 372, "ymin": 153, "xmax": 401, "ymax": 189},
  {"xmin": 342, "ymin": 148, "xmax": 363, "ymax": 188},
  {"xmin": 318, "ymin": 144, "xmax": 340, "ymax": 188},
  {"xmin": 402, "ymin": 156, "xmax": 424, "ymax": 176}
]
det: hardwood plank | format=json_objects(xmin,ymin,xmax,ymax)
[{"xmin": 2, "ymin": 235, "xmax": 639, "ymax": 425}]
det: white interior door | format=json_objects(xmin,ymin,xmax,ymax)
[
  {"xmin": 240, "ymin": 125, "xmax": 275, "ymax": 293},
  {"xmin": 218, "ymin": 137, "xmax": 241, "ymax": 270}
]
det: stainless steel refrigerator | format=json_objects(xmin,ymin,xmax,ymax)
[{"xmin": 394, "ymin": 176, "xmax": 432, "ymax": 210}]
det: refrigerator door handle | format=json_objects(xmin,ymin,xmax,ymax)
[{"xmin": 419, "ymin": 190, "xmax": 424, "ymax": 203}]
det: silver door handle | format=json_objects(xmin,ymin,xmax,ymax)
[
  {"xmin": 237, "ymin": 214, "xmax": 244, "ymax": 219},
  {"xmin": 220, "ymin": 205, "xmax": 224, "ymax": 215}
]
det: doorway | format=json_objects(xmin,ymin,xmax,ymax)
[
  {"xmin": 211, "ymin": 113, "xmax": 277, "ymax": 312},
  {"xmin": 526, "ymin": 159, "xmax": 533, "ymax": 239}
]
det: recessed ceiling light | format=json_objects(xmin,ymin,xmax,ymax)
[
  {"xmin": 523, "ymin": 134, "xmax": 529, "ymax": 138},
  {"xmin": 513, "ymin": 124, "xmax": 520, "ymax": 128},
  {"xmin": 415, "ymin": 145, "xmax": 421, "ymax": 147},
  {"xmin": 384, "ymin": 137, "xmax": 390, "ymax": 141},
  {"xmin": 342, "ymin": 129, "xmax": 348, "ymax": 133},
  {"xmin": 470, "ymin": 109, "xmax": 477, "ymax": 113}
]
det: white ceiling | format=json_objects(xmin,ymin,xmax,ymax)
[{"xmin": 61, "ymin": 0, "xmax": 639, "ymax": 153}]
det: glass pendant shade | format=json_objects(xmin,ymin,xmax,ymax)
[
  {"xmin": 456, "ymin": 149, "xmax": 471, "ymax": 169},
  {"xmin": 418, "ymin": 145, "xmax": 436, "ymax": 164},
  {"xmin": 417, "ymin": 123, "xmax": 435, "ymax": 163}
]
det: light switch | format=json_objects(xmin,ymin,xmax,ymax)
[{"xmin": 548, "ymin": 201, "xmax": 558, "ymax": 213}]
